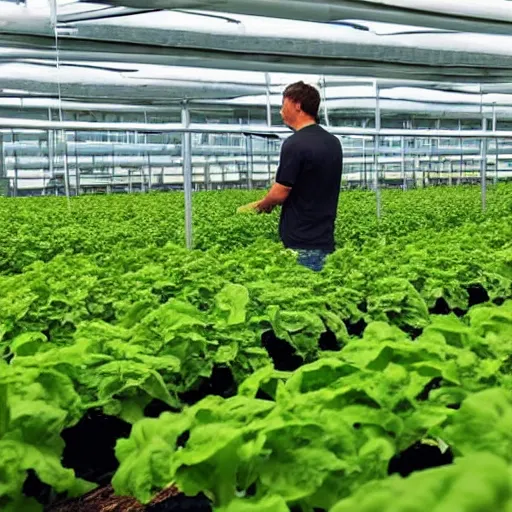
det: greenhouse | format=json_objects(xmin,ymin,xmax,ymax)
[{"xmin": 1, "ymin": 1, "xmax": 512, "ymax": 511}]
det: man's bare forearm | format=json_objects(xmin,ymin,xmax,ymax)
[{"xmin": 257, "ymin": 183, "xmax": 291, "ymax": 212}]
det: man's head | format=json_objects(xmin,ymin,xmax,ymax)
[{"xmin": 280, "ymin": 81, "xmax": 321, "ymax": 130}]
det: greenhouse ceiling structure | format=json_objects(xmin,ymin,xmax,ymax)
[
  {"xmin": 2, "ymin": 0, "xmax": 512, "ymax": 225},
  {"xmin": 3, "ymin": 0, "xmax": 512, "ymax": 108}
]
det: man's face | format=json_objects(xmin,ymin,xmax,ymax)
[{"xmin": 280, "ymin": 96, "xmax": 300, "ymax": 127}]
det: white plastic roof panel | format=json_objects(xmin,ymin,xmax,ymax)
[
  {"xmin": 2, "ymin": 0, "xmax": 512, "ymax": 120},
  {"xmin": 77, "ymin": 0, "xmax": 512, "ymax": 35}
]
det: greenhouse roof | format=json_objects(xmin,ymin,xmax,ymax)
[{"xmin": 2, "ymin": 0, "xmax": 512, "ymax": 116}]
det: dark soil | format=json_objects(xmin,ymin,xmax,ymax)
[
  {"xmin": 345, "ymin": 318, "xmax": 367, "ymax": 337},
  {"xmin": 61, "ymin": 410, "xmax": 132, "ymax": 485},
  {"xmin": 388, "ymin": 441, "xmax": 454, "ymax": 477},
  {"xmin": 178, "ymin": 365, "xmax": 238, "ymax": 406},
  {"xmin": 429, "ymin": 297, "xmax": 451, "ymax": 316},
  {"xmin": 318, "ymin": 328, "xmax": 342, "ymax": 351},
  {"xmin": 415, "ymin": 377, "xmax": 443, "ymax": 401},
  {"xmin": 261, "ymin": 330, "xmax": 303, "ymax": 371},
  {"xmin": 467, "ymin": 284, "xmax": 490, "ymax": 308},
  {"xmin": 45, "ymin": 485, "xmax": 212, "ymax": 512},
  {"xmin": 46, "ymin": 485, "xmax": 146, "ymax": 512}
]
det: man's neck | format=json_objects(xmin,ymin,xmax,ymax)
[{"xmin": 292, "ymin": 118, "xmax": 317, "ymax": 132}]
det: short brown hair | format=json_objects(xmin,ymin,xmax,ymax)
[{"xmin": 283, "ymin": 81, "xmax": 321, "ymax": 122}]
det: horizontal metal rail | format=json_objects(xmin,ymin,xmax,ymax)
[{"xmin": 2, "ymin": 117, "xmax": 512, "ymax": 138}]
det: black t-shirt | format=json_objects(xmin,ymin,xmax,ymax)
[{"xmin": 275, "ymin": 124, "xmax": 343, "ymax": 252}]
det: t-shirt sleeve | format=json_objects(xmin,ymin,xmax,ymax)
[{"xmin": 275, "ymin": 139, "xmax": 301, "ymax": 187}]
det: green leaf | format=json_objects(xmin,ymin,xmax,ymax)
[
  {"xmin": 215, "ymin": 494, "xmax": 289, "ymax": 512},
  {"xmin": 8, "ymin": 332, "xmax": 47, "ymax": 357},
  {"xmin": 215, "ymin": 284, "xmax": 250, "ymax": 326},
  {"xmin": 442, "ymin": 388, "xmax": 512, "ymax": 462}
]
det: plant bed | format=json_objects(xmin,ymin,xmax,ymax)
[
  {"xmin": 45, "ymin": 485, "xmax": 212, "ymax": 512},
  {"xmin": 178, "ymin": 365, "xmax": 238, "ymax": 406},
  {"xmin": 61, "ymin": 410, "xmax": 132, "ymax": 485},
  {"xmin": 388, "ymin": 441, "xmax": 454, "ymax": 477},
  {"xmin": 261, "ymin": 330, "xmax": 304, "ymax": 371}
]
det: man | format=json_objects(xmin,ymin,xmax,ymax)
[{"xmin": 240, "ymin": 81, "xmax": 343, "ymax": 271}]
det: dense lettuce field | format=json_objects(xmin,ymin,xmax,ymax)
[{"xmin": 1, "ymin": 184, "xmax": 512, "ymax": 512}]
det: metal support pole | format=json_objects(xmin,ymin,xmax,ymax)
[
  {"xmin": 144, "ymin": 112, "xmax": 152, "ymax": 191},
  {"xmin": 412, "ymin": 121, "xmax": 418, "ymax": 187},
  {"xmin": 244, "ymin": 134, "xmax": 254, "ymax": 190},
  {"xmin": 481, "ymin": 115, "xmax": 487, "ymax": 211},
  {"xmin": 181, "ymin": 102, "xmax": 193, "ymax": 249},
  {"xmin": 248, "ymin": 136, "xmax": 254, "ymax": 189},
  {"xmin": 74, "ymin": 130, "xmax": 80, "ymax": 195},
  {"xmin": 135, "ymin": 130, "xmax": 145, "ymax": 193},
  {"xmin": 458, "ymin": 119, "xmax": 463, "ymax": 185},
  {"xmin": 362, "ymin": 119, "xmax": 367, "ymax": 188},
  {"xmin": 110, "ymin": 142, "xmax": 115, "ymax": 194},
  {"xmin": 12, "ymin": 132, "xmax": 17, "ymax": 197},
  {"xmin": 147, "ymin": 152, "xmax": 152, "ymax": 191},
  {"xmin": 62, "ymin": 131, "xmax": 71, "ymax": 200},
  {"xmin": 436, "ymin": 119, "xmax": 441, "ymax": 185},
  {"xmin": 493, "ymin": 103, "xmax": 498, "ymax": 185},
  {"xmin": 0, "ymin": 134, "xmax": 4, "ymax": 179},
  {"xmin": 361, "ymin": 138, "xmax": 365, "ymax": 187},
  {"xmin": 266, "ymin": 137, "xmax": 272, "ymax": 186},
  {"xmin": 48, "ymin": 110, "xmax": 54, "ymax": 192},
  {"xmin": 321, "ymin": 76, "xmax": 330, "ymax": 126},
  {"xmin": 374, "ymin": 82, "xmax": 381, "ymax": 219},
  {"xmin": 204, "ymin": 159, "xmax": 211, "ymax": 191},
  {"xmin": 426, "ymin": 138, "xmax": 432, "ymax": 187},
  {"xmin": 265, "ymin": 72, "xmax": 272, "ymax": 128},
  {"xmin": 400, "ymin": 135, "xmax": 406, "ymax": 190}
]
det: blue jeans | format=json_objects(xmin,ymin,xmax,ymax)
[{"xmin": 296, "ymin": 249, "xmax": 331, "ymax": 272}]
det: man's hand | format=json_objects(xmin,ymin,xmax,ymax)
[
  {"xmin": 237, "ymin": 201, "xmax": 274, "ymax": 214},
  {"xmin": 237, "ymin": 183, "xmax": 291, "ymax": 215},
  {"xmin": 236, "ymin": 201, "xmax": 261, "ymax": 214},
  {"xmin": 256, "ymin": 201, "xmax": 275, "ymax": 214}
]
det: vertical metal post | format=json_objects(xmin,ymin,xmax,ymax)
[
  {"xmin": 0, "ymin": 134, "xmax": 4, "ymax": 179},
  {"xmin": 74, "ymin": 130, "xmax": 80, "ymax": 195},
  {"xmin": 448, "ymin": 161, "xmax": 453, "ymax": 186},
  {"xmin": 321, "ymin": 76, "xmax": 330, "ymax": 126},
  {"xmin": 245, "ymin": 135, "xmax": 253, "ymax": 190},
  {"xmin": 374, "ymin": 82, "xmax": 381, "ymax": 219},
  {"xmin": 144, "ymin": 112, "xmax": 152, "ymax": 191},
  {"xmin": 265, "ymin": 72, "xmax": 272, "ymax": 127},
  {"xmin": 147, "ymin": 152, "xmax": 152, "ymax": 191},
  {"xmin": 110, "ymin": 142, "xmax": 115, "ymax": 194},
  {"xmin": 493, "ymin": 103, "xmax": 498, "ymax": 185},
  {"xmin": 63, "ymin": 131, "xmax": 71, "ymax": 200},
  {"xmin": 436, "ymin": 118, "xmax": 441, "ymax": 185},
  {"xmin": 410, "ymin": 120, "xmax": 417, "ymax": 187},
  {"xmin": 266, "ymin": 138, "xmax": 272, "ymax": 186},
  {"xmin": 12, "ymin": 132, "xmax": 18, "ymax": 197},
  {"xmin": 48, "ymin": 109, "xmax": 54, "ymax": 193},
  {"xmin": 481, "ymin": 107, "xmax": 487, "ymax": 211},
  {"xmin": 221, "ymin": 160, "xmax": 226, "ymax": 189},
  {"xmin": 135, "ymin": 130, "xmax": 145, "ymax": 193},
  {"xmin": 400, "ymin": 135, "xmax": 406, "ymax": 190},
  {"xmin": 181, "ymin": 102, "xmax": 193, "ymax": 249},
  {"xmin": 458, "ymin": 119, "xmax": 463, "ymax": 185},
  {"xmin": 426, "ymin": 137, "xmax": 432, "ymax": 187},
  {"xmin": 362, "ymin": 120, "xmax": 367, "ymax": 188},
  {"xmin": 204, "ymin": 160, "xmax": 211, "ymax": 191}
]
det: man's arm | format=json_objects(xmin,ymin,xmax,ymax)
[{"xmin": 256, "ymin": 182, "xmax": 292, "ymax": 213}]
